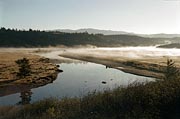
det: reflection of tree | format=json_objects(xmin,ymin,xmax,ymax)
[{"xmin": 17, "ymin": 90, "xmax": 32, "ymax": 105}]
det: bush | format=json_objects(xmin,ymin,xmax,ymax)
[
  {"xmin": 15, "ymin": 58, "xmax": 31, "ymax": 78},
  {"xmin": 164, "ymin": 59, "xmax": 180, "ymax": 80}
]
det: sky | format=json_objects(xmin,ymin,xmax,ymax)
[{"xmin": 0, "ymin": 0, "xmax": 180, "ymax": 34}]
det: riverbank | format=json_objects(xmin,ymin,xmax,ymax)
[
  {"xmin": 59, "ymin": 48, "xmax": 180, "ymax": 79},
  {"xmin": 0, "ymin": 52, "xmax": 60, "ymax": 96}
]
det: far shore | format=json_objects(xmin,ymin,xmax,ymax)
[
  {"xmin": 58, "ymin": 48, "xmax": 180, "ymax": 79},
  {"xmin": 59, "ymin": 53, "xmax": 164, "ymax": 79}
]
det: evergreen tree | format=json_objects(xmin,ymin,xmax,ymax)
[
  {"xmin": 16, "ymin": 58, "xmax": 31, "ymax": 78},
  {"xmin": 164, "ymin": 59, "xmax": 179, "ymax": 80}
]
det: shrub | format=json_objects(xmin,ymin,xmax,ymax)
[
  {"xmin": 15, "ymin": 58, "xmax": 31, "ymax": 78},
  {"xmin": 164, "ymin": 59, "xmax": 180, "ymax": 80}
]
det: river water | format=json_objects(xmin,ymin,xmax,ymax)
[{"xmin": 0, "ymin": 61, "xmax": 154, "ymax": 106}]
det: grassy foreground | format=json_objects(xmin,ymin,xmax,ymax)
[{"xmin": 1, "ymin": 76, "xmax": 180, "ymax": 119}]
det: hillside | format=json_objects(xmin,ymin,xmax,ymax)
[
  {"xmin": 0, "ymin": 28, "xmax": 180, "ymax": 47},
  {"xmin": 55, "ymin": 28, "xmax": 132, "ymax": 35},
  {"xmin": 56, "ymin": 28, "xmax": 180, "ymax": 38},
  {"xmin": 140, "ymin": 34, "xmax": 180, "ymax": 38}
]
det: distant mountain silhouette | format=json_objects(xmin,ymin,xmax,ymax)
[
  {"xmin": 54, "ymin": 28, "xmax": 134, "ymax": 35},
  {"xmin": 54, "ymin": 28, "xmax": 180, "ymax": 38},
  {"xmin": 140, "ymin": 34, "xmax": 180, "ymax": 38}
]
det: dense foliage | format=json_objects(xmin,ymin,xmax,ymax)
[{"xmin": 0, "ymin": 27, "xmax": 179, "ymax": 47}]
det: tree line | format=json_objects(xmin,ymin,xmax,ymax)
[{"xmin": 0, "ymin": 27, "xmax": 177, "ymax": 47}]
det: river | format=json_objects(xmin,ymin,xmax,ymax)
[{"xmin": 0, "ymin": 61, "xmax": 154, "ymax": 106}]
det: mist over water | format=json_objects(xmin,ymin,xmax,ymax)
[
  {"xmin": 98, "ymin": 47, "xmax": 180, "ymax": 57},
  {"xmin": 35, "ymin": 47, "xmax": 180, "ymax": 61}
]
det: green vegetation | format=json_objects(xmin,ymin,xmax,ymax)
[
  {"xmin": 15, "ymin": 58, "xmax": 31, "ymax": 78},
  {"xmin": 0, "ymin": 27, "xmax": 179, "ymax": 47},
  {"xmin": 1, "ymin": 61, "xmax": 180, "ymax": 119}
]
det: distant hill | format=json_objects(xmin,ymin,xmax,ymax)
[
  {"xmin": 140, "ymin": 34, "xmax": 180, "ymax": 38},
  {"xmin": 54, "ymin": 28, "xmax": 180, "ymax": 38},
  {"xmin": 54, "ymin": 28, "xmax": 134, "ymax": 35},
  {"xmin": 158, "ymin": 43, "xmax": 180, "ymax": 48}
]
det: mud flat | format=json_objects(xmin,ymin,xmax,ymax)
[{"xmin": 0, "ymin": 52, "xmax": 60, "ymax": 96}]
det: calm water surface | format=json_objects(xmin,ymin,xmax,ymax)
[{"xmin": 0, "ymin": 62, "xmax": 154, "ymax": 106}]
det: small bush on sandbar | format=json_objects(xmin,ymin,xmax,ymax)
[{"xmin": 15, "ymin": 58, "xmax": 31, "ymax": 78}]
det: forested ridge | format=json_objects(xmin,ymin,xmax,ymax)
[{"xmin": 0, "ymin": 27, "xmax": 179, "ymax": 47}]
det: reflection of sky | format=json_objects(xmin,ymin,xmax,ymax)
[
  {"xmin": 1, "ymin": 0, "xmax": 180, "ymax": 34},
  {"xmin": 0, "ymin": 93, "xmax": 20, "ymax": 105},
  {"xmin": 31, "ymin": 62, "xmax": 152, "ymax": 100},
  {"xmin": 0, "ymin": 62, "xmax": 153, "ymax": 106}
]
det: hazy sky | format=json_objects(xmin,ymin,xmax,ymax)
[{"xmin": 0, "ymin": 0, "xmax": 180, "ymax": 34}]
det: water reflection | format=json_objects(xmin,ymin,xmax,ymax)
[
  {"xmin": 0, "ymin": 84, "xmax": 32, "ymax": 97},
  {"xmin": 17, "ymin": 90, "xmax": 32, "ymax": 105},
  {"xmin": 0, "ymin": 62, "xmax": 154, "ymax": 106}
]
